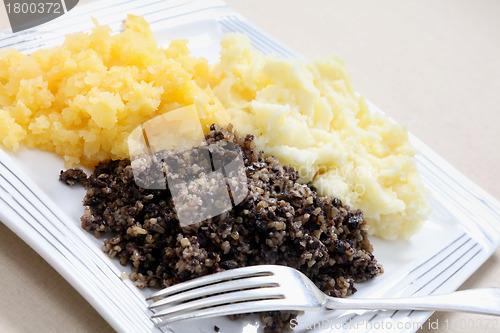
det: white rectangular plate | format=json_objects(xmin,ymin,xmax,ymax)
[{"xmin": 1, "ymin": 1, "xmax": 500, "ymax": 332}]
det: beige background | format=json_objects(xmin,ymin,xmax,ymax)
[{"xmin": 1, "ymin": 0, "xmax": 499, "ymax": 332}]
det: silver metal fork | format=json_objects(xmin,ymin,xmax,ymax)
[{"xmin": 146, "ymin": 265, "xmax": 500, "ymax": 325}]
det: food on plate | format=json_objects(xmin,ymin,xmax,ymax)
[
  {"xmin": 206, "ymin": 34, "xmax": 431, "ymax": 239},
  {"xmin": 60, "ymin": 124, "xmax": 383, "ymax": 332},
  {"xmin": 0, "ymin": 15, "xmax": 229, "ymax": 166},
  {"xmin": 0, "ymin": 11, "xmax": 431, "ymax": 331},
  {"xmin": 0, "ymin": 15, "xmax": 429, "ymax": 239}
]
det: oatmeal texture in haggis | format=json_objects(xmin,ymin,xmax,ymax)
[{"xmin": 60, "ymin": 124, "xmax": 383, "ymax": 332}]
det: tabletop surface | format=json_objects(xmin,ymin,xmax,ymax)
[{"xmin": 1, "ymin": 0, "xmax": 499, "ymax": 332}]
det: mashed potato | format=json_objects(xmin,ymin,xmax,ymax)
[
  {"xmin": 208, "ymin": 34, "xmax": 430, "ymax": 239},
  {"xmin": 0, "ymin": 15, "xmax": 229, "ymax": 166},
  {"xmin": 0, "ymin": 17, "xmax": 429, "ymax": 239}
]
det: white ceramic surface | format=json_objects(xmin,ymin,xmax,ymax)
[{"xmin": 1, "ymin": 1, "xmax": 499, "ymax": 332}]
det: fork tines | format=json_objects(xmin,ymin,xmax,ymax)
[{"xmin": 146, "ymin": 265, "xmax": 287, "ymax": 324}]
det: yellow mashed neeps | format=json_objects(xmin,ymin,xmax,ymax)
[
  {"xmin": 0, "ymin": 15, "xmax": 229, "ymax": 166},
  {"xmin": 0, "ymin": 16, "xmax": 430, "ymax": 239}
]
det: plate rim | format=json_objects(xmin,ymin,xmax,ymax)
[{"xmin": 1, "ymin": 1, "xmax": 499, "ymax": 332}]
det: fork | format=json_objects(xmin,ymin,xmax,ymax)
[{"xmin": 146, "ymin": 265, "xmax": 500, "ymax": 325}]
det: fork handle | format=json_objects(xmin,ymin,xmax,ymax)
[{"xmin": 325, "ymin": 288, "xmax": 500, "ymax": 316}]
